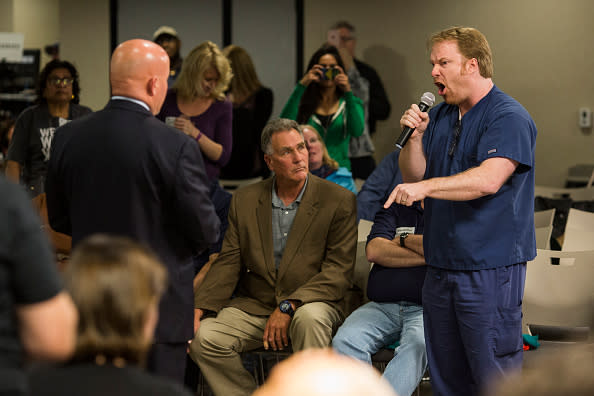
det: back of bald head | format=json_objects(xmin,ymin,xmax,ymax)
[
  {"xmin": 110, "ymin": 39, "xmax": 169, "ymax": 102},
  {"xmin": 253, "ymin": 349, "xmax": 398, "ymax": 396}
]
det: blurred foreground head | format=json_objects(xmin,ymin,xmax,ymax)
[
  {"xmin": 64, "ymin": 234, "xmax": 167, "ymax": 365},
  {"xmin": 253, "ymin": 348, "xmax": 398, "ymax": 396},
  {"xmin": 486, "ymin": 344, "xmax": 594, "ymax": 396}
]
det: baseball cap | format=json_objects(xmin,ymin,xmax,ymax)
[{"xmin": 153, "ymin": 26, "xmax": 178, "ymax": 41}]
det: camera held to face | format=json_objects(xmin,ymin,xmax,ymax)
[{"xmin": 320, "ymin": 67, "xmax": 339, "ymax": 81}]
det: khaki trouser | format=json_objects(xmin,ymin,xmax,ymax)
[{"xmin": 189, "ymin": 303, "xmax": 342, "ymax": 396}]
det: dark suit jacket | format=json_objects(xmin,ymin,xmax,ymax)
[
  {"xmin": 195, "ymin": 175, "xmax": 357, "ymax": 316},
  {"xmin": 46, "ymin": 99, "xmax": 220, "ymax": 343}
]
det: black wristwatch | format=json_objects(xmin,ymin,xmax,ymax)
[
  {"xmin": 400, "ymin": 232, "xmax": 409, "ymax": 248},
  {"xmin": 279, "ymin": 300, "xmax": 295, "ymax": 317}
]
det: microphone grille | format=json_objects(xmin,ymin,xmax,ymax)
[{"xmin": 421, "ymin": 92, "xmax": 435, "ymax": 107}]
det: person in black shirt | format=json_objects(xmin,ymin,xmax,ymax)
[
  {"xmin": 5, "ymin": 59, "xmax": 91, "ymax": 197},
  {"xmin": 0, "ymin": 177, "xmax": 77, "ymax": 395},
  {"xmin": 333, "ymin": 201, "xmax": 426, "ymax": 396}
]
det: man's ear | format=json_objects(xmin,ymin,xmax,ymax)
[
  {"xmin": 147, "ymin": 77, "xmax": 159, "ymax": 97},
  {"xmin": 264, "ymin": 154, "xmax": 273, "ymax": 171},
  {"xmin": 465, "ymin": 57, "xmax": 479, "ymax": 75}
]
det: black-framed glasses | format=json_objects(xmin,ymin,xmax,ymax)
[
  {"xmin": 48, "ymin": 77, "xmax": 74, "ymax": 87},
  {"xmin": 448, "ymin": 120, "xmax": 462, "ymax": 157}
]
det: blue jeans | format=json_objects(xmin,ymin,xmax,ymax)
[{"xmin": 332, "ymin": 301, "xmax": 427, "ymax": 396}]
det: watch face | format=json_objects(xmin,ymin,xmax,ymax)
[{"xmin": 279, "ymin": 300, "xmax": 294, "ymax": 315}]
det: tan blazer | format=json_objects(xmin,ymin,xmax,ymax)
[{"xmin": 195, "ymin": 175, "xmax": 357, "ymax": 316}]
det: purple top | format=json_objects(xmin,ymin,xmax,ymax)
[{"xmin": 157, "ymin": 89, "xmax": 233, "ymax": 181}]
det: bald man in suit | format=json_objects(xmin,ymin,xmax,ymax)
[{"xmin": 45, "ymin": 39, "xmax": 219, "ymax": 384}]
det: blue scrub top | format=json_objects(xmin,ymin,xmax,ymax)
[{"xmin": 422, "ymin": 86, "xmax": 537, "ymax": 270}]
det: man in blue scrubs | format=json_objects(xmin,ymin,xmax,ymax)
[{"xmin": 385, "ymin": 27, "xmax": 537, "ymax": 396}]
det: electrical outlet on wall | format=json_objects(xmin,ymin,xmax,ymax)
[{"xmin": 579, "ymin": 107, "xmax": 592, "ymax": 128}]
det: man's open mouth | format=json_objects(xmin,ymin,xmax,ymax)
[{"xmin": 435, "ymin": 82, "xmax": 446, "ymax": 95}]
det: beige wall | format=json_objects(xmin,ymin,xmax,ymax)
[
  {"xmin": 0, "ymin": 0, "xmax": 14, "ymax": 31},
  {"xmin": 2, "ymin": 0, "xmax": 109, "ymax": 109},
  {"xmin": 59, "ymin": 0, "xmax": 110, "ymax": 110},
  {"xmin": 305, "ymin": 0, "xmax": 594, "ymax": 187},
  {"xmin": 3, "ymin": 0, "xmax": 593, "ymax": 186},
  {"xmin": 13, "ymin": 0, "xmax": 60, "ymax": 67}
]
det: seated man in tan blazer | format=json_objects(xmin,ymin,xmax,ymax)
[{"xmin": 189, "ymin": 118, "xmax": 357, "ymax": 396}]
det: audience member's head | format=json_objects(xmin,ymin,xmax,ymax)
[
  {"xmin": 486, "ymin": 345, "xmax": 594, "ymax": 396},
  {"xmin": 153, "ymin": 25, "xmax": 181, "ymax": 63},
  {"xmin": 429, "ymin": 26, "xmax": 493, "ymax": 79},
  {"xmin": 301, "ymin": 124, "xmax": 338, "ymax": 172},
  {"xmin": 64, "ymin": 234, "xmax": 167, "ymax": 366},
  {"xmin": 110, "ymin": 39, "xmax": 170, "ymax": 115},
  {"xmin": 261, "ymin": 118, "xmax": 303, "ymax": 156},
  {"xmin": 36, "ymin": 59, "xmax": 82, "ymax": 105},
  {"xmin": 327, "ymin": 20, "xmax": 357, "ymax": 57},
  {"xmin": 261, "ymin": 118, "xmax": 307, "ymax": 186},
  {"xmin": 222, "ymin": 44, "xmax": 262, "ymax": 103},
  {"xmin": 253, "ymin": 348, "xmax": 398, "ymax": 396},
  {"xmin": 174, "ymin": 40, "xmax": 232, "ymax": 102},
  {"xmin": 298, "ymin": 44, "xmax": 347, "ymax": 124},
  {"xmin": 305, "ymin": 45, "xmax": 346, "ymax": 84}
]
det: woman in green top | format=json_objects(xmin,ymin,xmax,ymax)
[{"xmin": 280, "ymin": 45, "xmax": 364, "ymax": 170}]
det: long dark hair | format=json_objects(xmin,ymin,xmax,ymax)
[
  {"xmin": 297, "ymin": 45, "xmax": 346, "ymax": 124},
  {"xmin": 35, "ymin": 59, "xmax": 81, "ymax": 105}
]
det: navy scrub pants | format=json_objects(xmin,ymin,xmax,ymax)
[{"xmin": 422, "ymin": 263, "xmax": 526, "ymax": 396}]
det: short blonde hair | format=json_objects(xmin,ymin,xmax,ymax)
[
  {"xmin": 223, "ymin": 45, "xmax": 262, "ymax": 103},
  {"xmin": 64, "ymin": 234, "xmax": 167, "ymax": 365},
  {"xmin": 429, "ymin": 26, "xmax": 493, "ymax": 78},
  {"xmin": 301, "ymin": 125, "xmax": 339, "ymax": 172},
  {"xmin": 174, "ymin": 41, "xmax": 233, "ymax": 101}
]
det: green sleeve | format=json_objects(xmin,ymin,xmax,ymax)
[
  {"xmin": 280, "ymin": 83, "xmax": 306, "ymax": 120},
  {"xmin": 343, "ymin": 91, "xmax": 365, "ymax": 138}
]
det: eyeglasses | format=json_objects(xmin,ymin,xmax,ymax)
[
  {"xmin": 48, "ymin": 77, "xmax": 74, "ymax": 87},
  {"xmin": 448, "ymin": 120, "xmax": 462, "ymax": 157}
]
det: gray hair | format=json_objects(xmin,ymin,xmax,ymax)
[
  {"xmin": 329, "ymin": 21, "xmax": 355, "ymax": 35},
  {"xmin": 260, "ymin": 118, "xmax": 302, "ymax": 155}
]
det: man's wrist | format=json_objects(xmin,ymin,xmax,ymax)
[
  {"xmin": 399, "ymin": 232, "xmax": 409, "ymax": 248},
  {"xmin": 279, "ymin": 300, "xmax": 296, "ymax": 317}
]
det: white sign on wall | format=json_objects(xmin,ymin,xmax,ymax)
[{"xmin": 0, "ymin": 32, "xmax": 24, "ymax": 62}]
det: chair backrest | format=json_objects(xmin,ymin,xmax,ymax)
[
  {"xmin": 534, "ymin": 209, "xmax": 555, "ymax": 249},
  {"xmin": 353, "ymin": 220, "xmax": 374, "ymax": 295},
  {"xmin": 535, "ymin": 226, "xmax": 553, "ymax": 249},
  {"xmin": 523, "ymin": 249, "xmax": 594, "ymax": 331},
  {"xmin": 562, "ymin": 208, "xmax": 594, "ymax": 251},
  {"xmin": 534, "ymin": 209, "xmax": 555, "ymax": 228},
  {"xmin": 219, "ymin": 177, "xmax": 263, "ymax": 192}
]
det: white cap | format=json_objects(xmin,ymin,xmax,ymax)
[{"xmin": 153, "ymin": 26, "xmax": 178, "ymax": 40}]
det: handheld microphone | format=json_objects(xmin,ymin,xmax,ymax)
[{"xmin": 395, "ymin": 92, "xmax": 435, "ymax": 149}]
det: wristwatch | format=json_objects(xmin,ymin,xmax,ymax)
[
  {"xmin": 279, "ymin": 300, "xmax": 295, "ymax": 317},
  {"xmin": 400, "ymin": 232, "xmax": 409, "ymax": 248}
]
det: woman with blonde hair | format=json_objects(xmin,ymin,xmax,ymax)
[
  {"xmin": 28, "ymin": 234, "xmax": 192, "ymax": 396},
  {"xmin": 302, "ymin": 124, "xmax": 356, "ymax": 193},
  {"xmin": 158, "ymin": 41, "xmax": 233, "ymax": 183},
  {"xmin": 220, "ymin": 45, "xmax": 273, "ymax": 179}
]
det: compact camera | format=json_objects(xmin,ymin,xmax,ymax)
[{"xmin": 320, "ymin": 67, "xmax": 339, "ymax": 81}]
